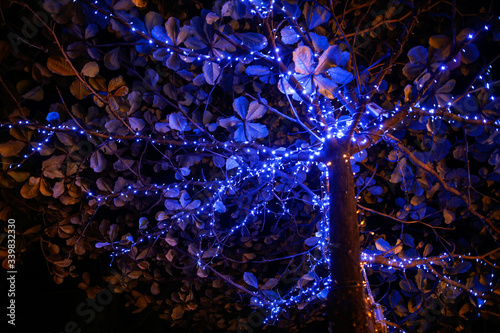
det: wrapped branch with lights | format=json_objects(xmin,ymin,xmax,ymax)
[{"xmin": 1, "ymin": 0, "xmax": 499, "ymax": 332}]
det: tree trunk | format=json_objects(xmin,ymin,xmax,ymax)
[{"xmin": 325, "ymin": 141, "xmax": 371, "ymax": 333}]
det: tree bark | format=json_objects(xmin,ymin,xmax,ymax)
[{"xmin": 325, "ymin": 140, "xmax": 371, "ymax": 333}]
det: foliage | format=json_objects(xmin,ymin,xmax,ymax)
[{"xmin": 1, "ymin": 0, "xmax": 500, "ymax": 332}]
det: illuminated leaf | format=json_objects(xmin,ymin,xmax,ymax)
[
  {"xmin": 47, "ymin": 56, "xmax": 75, "ymax": 76},
  {"xmin": 243, "ymin": 272, "xmax": 259, "ymax": 288},
  {"xmin": 70, "ymin": 79, "xmax": 91, "ymax": 100},
  {"xmin": 20, "ymin": 177, "xmax": 40, "ymax": 199},
  {"xmin": 81, "ymin": 62, "xmax": 99, "ymax": 77},
  {"xmin": 293, "ymin": 46, "xmax": 313, "ymax": 75},
  {"xmin": 375, "ymin": 238, "xmax": 391, "ymax": 252}
]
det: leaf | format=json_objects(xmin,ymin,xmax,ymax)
[
  {"xmin": 261, "ymin": 278, "xmax": 278, "ymax": 290},
  {"xmin": 20, "ymin": 177, "xmax": 40, "ymax": 199},
  {"xmin": 402, "ymin": 233, "xmax": 415, "ymax": 248},
  {"xmin": 303, "ymin": 2, "xmax": 331, "ymax": 30},
  {"xmin": 226, "ymin": 157, "xmax": 239, "ymax": 170},
  {"xmin": 21, "ymin": 86, "xmax": 44, "ymax": 101},
  {"xmin": 213, "ymin": 156, "xmax": 225, "ymax": 168},
  {"xmin": 389, "ymin": 290, "xmax": 401, "ymax": 308},
  {"xmin": 144, "ymin": 68, "xmax": 159, "ymax": 88},
  {"xmin": 445, "ymin": 261, "xmax": 472, "ymax": 274},
  {"xmin": 305, "ymin": 237, "xmax": 320, "ymax": 246},
  {"xmin": 234, "ymin": 32, "xmax": 268, "ymax": 51},
  {"xmin": 327, "ymin": 67, "xmax": 354, "ymax": 85},
  {"xmin": 113, "ymin": 158, "xmax": 134, "ymax": 171},
  {"xmin": 132, "ymin": 0, "xmax": 148, "ymax": 8},
  {"xmin": 52, "ymin": 181, "xmax": 65, "ymax": 198},
  {"xmin": 81, "ymin": 62, "xmax": 99, "ymax": 77},
  {"xmin": 443, "ymin": 209, "xmax": 455, "ymax": 224},
  {"xmin": 129, "ymin": 117, "xmax": 145, "ymax": 131},
  {"xmin": 70, "ymin": 79, "xmax": 91, "ymax": 100},
  {"xmin": 461, "ymin": 43, "xmax": 479, "ymax": 64},
  {"xmin": 245, "ymin": 65, "xmax": 271, "ymax": 77},
  {"xmin": 0, "ymin": 140, "xmax": 25, "ymax": 157},
  {"xmin": 90, "ymin": 151, "xmax": 107, "ymax": 173},
  {"xmin": 171, "ymin": 305, "xmax": 184, "ymax": 320},
  {"xmin": 316, "ymin": 45, "xmax": 342, "ymax": 74},
  {"xmin": 164, "ymin": 187, "xmax": 180, "ymax": 198},
  {"xmin": 42, "ymin": 155, "xmax": 66, "ymax": 179},
  {"xmin": 202, "ymin": 61, "xmax": 221, "ymax": 85},
  {"xmin": 236, "ymin": 122, "xmax": 268, "ymax": 142},
  {"xmin": 144, "ymin": 11, "xmax": 162, "ymax": 34},
  {"xmin": 281, "ymin": 26, "xmax": 300, "ymax": 44},
  {"xmin": 108, "ymin": 76, "xmax": 126, "ymax": 92},
  {"xmin": 310, "ymin": 32, "xmax": 329, "ymax": 52},
  {"xmin": 246, "ymin": 101, "xmax": 266, "ymax": 121},
  {"xmin": 7, "ymin": 171, "xmax": 30, "ymax": 182},
  {"xmin": 233, "ymin": 96, "xmax": 249, "ymax": 119},
  {"xmin": 429, "ymin": 35, "xmax": 450, "ymax": 49},
  {"xmin": 85, "ymin": 24, "xmax": 98, "ymax": 39},
  {"xmin": 367, "ymin": 186, "xmax": 383, "ymax": 196},
  {"xmin": 314, "ymin": 75, "xmax": 338, "ymax": 99},
  {"xmin": 165, "ymin": 199, "xmax": 182, "ymax": 210},
  {"xmin": 218, "ymin": 116, "xmax": 241, "ymax": 129},
  {"xmin": 169, "ymin": 112, "xmax": 190, "ymax": 131},
  {"xmin": 214, "ymin": 200, "xmax": 226, "ymax": 213},
  {"xmin": 423, "ymin": 243, "xmax": 433, "ymax": 257},
  {"xmin": 104, "ymin": 47, "xmax": 121, "ymax": 71},
  {"xmin": 243, "ymin": 272, "xmax": 259, "ymax": 288},
  {"xmin": 415, "ymin": 269, "xmax": 425, "ymax": 290},
  {"xmin": 375, "ymin": 238, "xmax": 391, "ymax": 252},
  {"xmin": 407, "ymin": 46, "xmax": 428, "ymax": 64},
  {"xmin": 293, "ymin": 46, "xmax": 313, "ymax": 75},
  {"xmin": 47, "ymin": 56, "xmax": 75, "ymax": 76}
]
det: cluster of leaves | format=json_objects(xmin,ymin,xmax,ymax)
[{"xmin": 1, "ymin": 0, "xmax": 500, "ymax": 332}]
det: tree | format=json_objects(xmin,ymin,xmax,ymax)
[{"xmin": 1, "ymin": 0, "xmax": 500, "ymax": 332}]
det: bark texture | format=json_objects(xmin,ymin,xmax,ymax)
[{"xmin": 325, "ymin": 141, "xmax": 371, "ymax": 333}]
